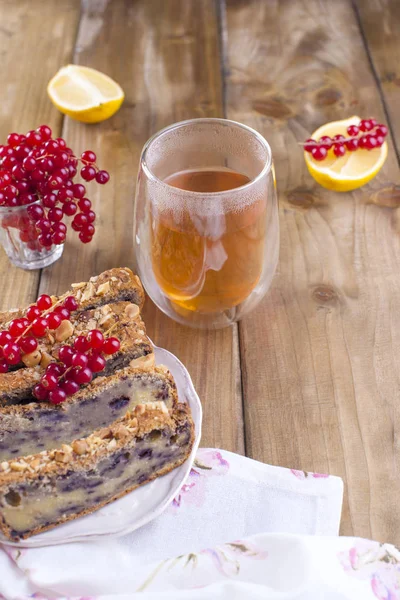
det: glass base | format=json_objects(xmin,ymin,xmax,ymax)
[{"xmin": 6, "ymin": 244, "xmax": 64, "ymax": 270}]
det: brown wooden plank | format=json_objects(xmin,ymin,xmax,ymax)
[
  {"xmin": 0, "ymin": 0, "xmax": 81, "ymax": 310},
  {"xmin": 353, "ymin": 0, "xmax": 400, "ymax": 147},
  {"xmin": 39, "ymin": 0, "xmax": 244, "ymax": 454},
  {"xmin": 225, "ymin": 0, "xmax": 400, "ymax": 542}
]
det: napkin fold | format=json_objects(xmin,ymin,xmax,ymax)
[{"xmin": 0, "ymin": 448, "xmax": 350, "ymax": 599}]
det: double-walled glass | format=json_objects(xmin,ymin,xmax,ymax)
[{"xmin": 134, "ymin": 118, "xmax": 279, "ymax": 329}]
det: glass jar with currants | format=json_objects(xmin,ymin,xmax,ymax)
[{"xmin": 0, "ymin": 124, "xmax": 110, "ymax": 270}]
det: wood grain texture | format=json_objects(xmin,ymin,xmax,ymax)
[
  {"xmin": 0, "ymin": 0, "xmax": 80, "ymax": 310},
  {"xmin": 224, "ymin": 0, "xmax": 400, "ymax": 542},
  {"xmin": 38, "ymin": 0, "xmax": 244, "ymax": 453},
  {"xmin": 353, "ymin": 0, "xmax": 400, "ymax": 149}
]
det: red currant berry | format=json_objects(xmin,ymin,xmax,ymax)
[
  {"xmin": 63, "ymin": 296, "xmax": 78, "ymax": 312},
  {"xmin": 31, "ymin": 317, "xmax": 48, "ymax": 337},
  {"xmin": 31, "ymin": 168, "xmax": 46, "ymax": 183},
  {"xmin": 56, "ymin": 137, "xmax": 67, "ymax": 148},
  {"xmin": 365, "ymin": 135, "xmax": 378, "ymax": 150},
  {"xmin": 0, "ymin": 331, "xmax": 13, "ymax": 346},
  {"xmin": 311, "ymin": 147, "xmax": 327, "ymax": 161},
  {"xmin": 369, "ymin": 118, "xmax": 377, "ymax": 127},
  {"xmin": 72, "ymin": 352, "xmax": 89, "ymax": 369},
  {"xmin": 37, "ymin": 294, "xmax": 52, "ymax": 310},
  {"xmin": 53, "ymin": 222, "xmax": 67, "ymax": 234},
  {"xmin": 36, "ymin": 219, "xmax": 52, "ymax": 233},
  {"xmin": 19, "ymin": 336, "xmax": 38, "ymax": 354},
  {"xmin": 41, "ymin": 372, "xmax": 58, "ymax": 390},
  {"xmin": 12, "ymin": 164, "xmax": 28, "ymax": 180},
  {"xmin": 37, "ymin": 125, "xmax": 52, "ymax": 140},
  {"xmin": 46, "ymin": 363, "xmax": 64, "ymax": 377},
  {"xmin": 0, "ymin": 172, "xmax": 11, "ymax": 188},
  {"xmin": 74, "ymin": 336, "xmax": 90, "ymax": 352},
  {"xmin": 319, "ymin": 136, "xmax": 332, "ymax": 150},
  {"xmin": 41, "ymin": 193, "xmax": 57, "ymax": 209},
  {"xmin": 41, "ymin": 157, "xmax": 55, "ymax": 173},
  {"xmin": 80, "ymin": 165, "xmax": 97, "ymax": 181},
  {"xmin": 63, "ymin": 201, "xmax": 77, "ymax": 216},
  {"xmin": 4, "ymin": 185, "xmax": 18, "ymax": 200},
  {"xmin": 26, "ymin": 130, "xmax": 42, "ymax": 147},
  {"xmin": 333, "ymin": 143, "xmax": 346, "ymax": 158},
  {"xmin": 49, "ymin": 388, "xmax": 67, "ymax": 404},
  {"xmin": 358, "ymin": 136, "xmax": 368, "ymax": 149},
  {"xmin": 72, "ymin": 183, "xmax": 86, "ymax": 199},
  {"xmin": 375, "ymin": 124, "xmax": 388, "ymax": 137},
  {"xmin": 54, "ymin": 167, "xmax": 69, "ymax": 180},
  {"xmin": 87, "ymin": 329, "xmax": 104, "ymax": 350},
  {"xmin": 82, "ymin": 224, "xmax": 95, "ymax": 237},
  {"xmin": 33, "ymin": 384, "xmax": 48, "ymax": 401},
  {"xmin": 332, "ymin": 134, "xmax": 345, "ymax": 142},
  {"xmin": 48, "ymin": 207, "xmax": 63, "ymax": 222},
  {"xmin": 79, "ymin": 232, "xmax": 92, "ymax": 244},
  {"xmin": 61, "ymin": 379, "xmax": 80, "ymax": 396},
  {"xmin": 375, "ymin": 135, "xmax": 385, "ymax": 147},
  {"xmin": 359, "ymin": 119, "xmax": 373, "ymax": 132},
  {"xmin": 20, "ymin": 193, "xmax": 35, "ymax": 206},
  {"xmin": 47, "ymin": 312, "xmax": 62, "ymax": 330},
  {"xmin": 26, "ymin": 305, "xmax": 41, "ymax": 322},
  {"xmin": 51, "ymin": 231, "xmax": 66, "ymax": 245},
  {"xmin": 78, "ymin": 198, "xmax": 91, "ymax": 213},
  {"xmin": 3, "ymin": 343, "xmax": 21, "ymax": 365},
  {"xmin": 6, "ymin": 197, "xmax": 19, "ymax": 208},
  {"xmin": 345, "ymin": 139, "xmax": 359, "ymax": 151},
  {"xmin": 72, "ymin": 213, "xmax": 88, "ymax": 230},
  {"xmin": 72, "ymin": 366, "xmax": 93, "ymax": 385},
  {"xmin": 54, "ymin": 306, "xmax": 70, "ymax": 320},
  {"xmin": 26, "ymin": 204, "xmax": 44, "ymax": 221},
  {"xmin": 0, "ymin": 360, "xmax": 8, "ymax": 373},
  {"xmin": 81, "ymin": 150, "xmax": 97, "ymax": 163},
  {"xmin": 88, "ymin": 354, "xmax": 106, "ymax": 373},
  {"xmin": 3, "ymin": 156, "xmax": 17, "ymax": 169},
  {"xmin": 86, "ymin": 210, "xmax": 96, "ymax": 224},
  {"xmin": 95, "ymin": 170, "xmax": 110, "ymax": 184},
  {"xmin": 58, "ymin": 345, "xmax": 74, "ymax": 366},
  {"xmin": 7, "ymin": 133, "xmax": 20, "ymax": 147},
  {"xmin": 58, "ymin": 187, "xmax": 74, "ymax": 202},
  {"xmin": 38, "ymin": 233, "xmax": 53, "ymax": 248},
  {"xmin": 68, "ymin": 164, "xmax": 78, "ymax": 178},
  {"xmin": 303, "ymin": 139, "xmax": 315, "ymax": 153},
  {"xmin": 9, "ymin": 319, "xmax": 26, "ymax": 337},
  {"xmin": 16, "ymin": 181, "xmax": 30, "ymax": 193},
  {"xmin": 53, "ymin": 151, "xmax": 69, "ymax": 168},
  {"xmin": 48, "ymin": 174, "xmax": 64, "ymax": 190},
  {"xmin": 44, "ymin": 140, "xmax": 59, "ymax": 154},
  {"xmin": 102, "ymin": 337, "xmax": 120, "ymax": 355},
  {"xmin": 347, "ymin": 125, "xmax": 359, "ymax": 137}
]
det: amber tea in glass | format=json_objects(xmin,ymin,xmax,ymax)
[{"xmin": 134, "ymin": 119, "xmax": 279, "ymax": 329}]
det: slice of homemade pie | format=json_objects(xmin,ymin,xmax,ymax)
[
  {"xmin": 0, "ymin": 365, "xmax": 177, "ymax": 461},
  {"xmin": 0, "ymin": 401, "xmax": 194, "ymax": 541},
  {"xmin": 0, "ymin": 302, "xmax": 153, "ymax": 405}
]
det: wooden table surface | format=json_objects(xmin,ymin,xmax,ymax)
[{"xmin": 1, "ymin": 0, "xmax": 399, "ymax": 544}]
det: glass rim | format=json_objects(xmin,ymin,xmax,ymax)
[
  {"xmin": 0, "ymin": 198, "xmax": 41, "ymax": 213},
  {"xmin": 140, "ymin": 118, "xmax": 273, "ymax": 197}
]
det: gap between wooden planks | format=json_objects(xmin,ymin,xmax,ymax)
[
  {"xmin": 0, "ymin": 0, "xmax": 80, "ymax": 310},
  {"xmin": 223, "ymin": 0, "xmax": 400, "ymax": 544},
  {"xmin": 38, "ymin": 0, "xmax": 245, "ymax": 454}
]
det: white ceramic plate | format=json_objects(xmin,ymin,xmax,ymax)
[{"xmin": 2, "ymin": 344, "xmax": 202, "ymax": 548}]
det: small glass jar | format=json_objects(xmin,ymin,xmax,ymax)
[{"xmin": 0, "ymin": 201, "xmax": 63, "ymax": 270}]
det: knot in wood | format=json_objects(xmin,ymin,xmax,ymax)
[{"xmin": 312, "ymin": 285, "xmax": 338, "ymax": 305}]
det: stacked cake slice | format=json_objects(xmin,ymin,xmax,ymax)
[{"xmin": 0, "ymin": 268, "xmax": 195, "ymax": 540}]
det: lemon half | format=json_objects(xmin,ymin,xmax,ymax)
[
  {"xmin": 48, "ymin": 65, "xmax": 124, "ymax": 123},
  {"xmin": 304, "ymin": 116, "xmax": 388, "ymax": 192}
]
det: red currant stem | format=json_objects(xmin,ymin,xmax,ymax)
[
  {"xmin": 103, "ymin": 323, "xmax": 119, "ymax": 337},
  {"xmin": 298, "ymin": 135, "xmax": 361, "ymax": 146},
  {"xmin": 14, "ymin": 296, "xmax": 71, "ymax": 345}
]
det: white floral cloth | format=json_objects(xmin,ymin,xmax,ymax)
[{"xmin": 0, "ymin": 449, "xmax": 397, "ymax": 599}]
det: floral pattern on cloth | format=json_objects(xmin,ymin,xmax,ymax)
[
  {"xmin": 170, "ymin": 449, "xmax": 229, "ymax": 510},
  {"xmin": 291, "ymin": 469, "xmax": 329, "ymax": 479},
  {"xmin": 339, "ymin": 540, "xmax": 400, "ymax": 599},
  {"xmin": 136, "ymin": 538, "xmax": 267, "ymax": 592}
]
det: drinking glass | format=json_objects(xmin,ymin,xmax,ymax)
[
  {"xmin": 134, "ymin": 118, "xmax": 279, "ymax": 329},
  {"xmin": 0, "ymin": 201, "xmax": 64, "ymax": 270}
]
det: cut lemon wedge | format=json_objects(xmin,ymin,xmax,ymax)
[
  {"xmin": 47, "ymin": 65, "xmax": 124, "ymax": 123},
  {"xmin": 304, "ymin": 116, "xmax": 388, "ymax": 192}
]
